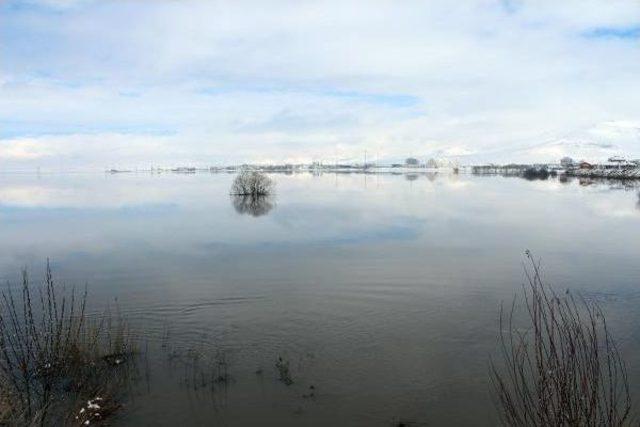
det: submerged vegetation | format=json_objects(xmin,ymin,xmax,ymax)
[
  {"xmin": 490, "ymin": 252, "xmax": 632, "ymax": 426},
  {"xmin": 276, "ymin": 356, "xmax": 293, "ymax": 386},
  {"xmin": 166, "ymin": 346, "xmax": 231, "ymax": 393},
  {"xmin": 0, "ymin": 262, "xmax": 137, "ymax": 425}
]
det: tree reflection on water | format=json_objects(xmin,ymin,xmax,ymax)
[{"xmin": 231, "ymin": 195, "xmax": 274, "ymax": 217}]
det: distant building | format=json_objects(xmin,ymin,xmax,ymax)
[
  {"xmin": 608, "ymin": 156, "xmax": 626, "ymax": 163},
  {"xmin": 579, "ymin": 161, "xmax": 594, "ymax": 170},
  {"xmin": 607, "ymin": 156, "xmax": 630, "ymax": 169},
  {"xmin": 405, "ymin": 157, "xmax": 420, "ymax": 166},
  {"xmin": 560, "ymin": 157, "xmax": 575, "ymax": 168}
]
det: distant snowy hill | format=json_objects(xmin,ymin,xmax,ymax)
[
  {"xmin": 453, "ymin": 121, "xmax": 640, "ymax": 165},
  {"xmin": 376, "ymin": 122, "xmax": 640, "ymax": 167},
  {"xmin": 511, "ymin": 139, "xmax": 638, "ymax": 164}
]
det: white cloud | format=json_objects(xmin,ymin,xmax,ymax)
[
  {"xmin": 0, "ymin": 139, "xmax": 51, "ymax": 160},
  {"xmin": 1, "ymin": 0, "xmax": 639, "ymax": 168}
]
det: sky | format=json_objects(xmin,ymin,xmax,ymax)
[{"xmin": 1, "ymin": 0, "xmax": 639, "ymax": 170}]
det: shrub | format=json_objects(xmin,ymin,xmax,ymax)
[
  {"xmin": 230, "ymin": 171, "xmax": 274, "ymax": 197},
  {"xmin": 522, "ymin": 167, "xmax": 550, "ymax": 180},
  {"xmin": 490, "ymin": 252, "xmax": 632, "ymax": 426},
  {"xmin": 0, "ymin": 262, "xmax": 136, "ymax": 425}
]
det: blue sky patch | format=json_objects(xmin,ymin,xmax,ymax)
[
  {"xmin": 198, "ymin": 84, "xmax": 420, "ymax": 108},
  {"xmin": 583, "ymin": 25, "xmax": 640, "ymax": 39}
]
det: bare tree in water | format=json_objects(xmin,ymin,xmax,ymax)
[
  {"xmin": 490, "ymin": 251, "xmax": 632, "ymax": 426},
  {"xmin": 230, "ymin": 171, "xmax": 274, "ymax": 197}
]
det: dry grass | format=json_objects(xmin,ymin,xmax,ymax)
[
  {"xmin": 490, "ymin": 251, "xmax": 632, "ymax": 426},
  {"xmin": 0, "ymin": 261, "xmax": 137, "ymax": 426}
]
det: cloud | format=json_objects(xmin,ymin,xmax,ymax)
[
  {"xmin": 1, "ymin": 1, "xmax": 639, "ymax": 168},
  {"xmin": 0, "ymin": 133, "xmax": 181, "ymax": 169},
  {"xmin": 0, "ymin": 139, "xmax": 52, "ymax": 160},
  {"xmin": 588, "ymin": 120, "xmax": 640, "ymax": 139}
]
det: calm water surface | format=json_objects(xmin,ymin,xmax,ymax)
[{"xmin": 1, "ymin": 172, "xmax": 640, "ymax": 426}]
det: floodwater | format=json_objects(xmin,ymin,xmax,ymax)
[{"xmin": 1, "ymin": 171, "xmax": 640, "ymax": 426}]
